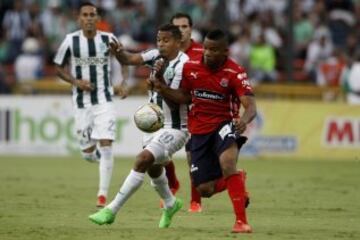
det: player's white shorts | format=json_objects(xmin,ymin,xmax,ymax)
[
  {"xmin": 74, "ymin": 102, "xmax": 116, "ymax": 150},
  {"xmin": 143, "ymin": 128, "xmax": 189, "ymax": 165}
]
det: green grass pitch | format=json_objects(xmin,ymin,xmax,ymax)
[{"xmin": 0, "ymin": 156, "xmax": 359, "ymax": 240}]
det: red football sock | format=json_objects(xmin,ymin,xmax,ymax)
[
  {"xmin": 214, "ymin": 177, "xmax": 227, "ymax": 193},
  {"xmin": 226, "ymin": 173, "xmax": 247, "ymax": 223},
  {"xmin": 165, "ymin": 161, "xmax": 179, "ymax": 190},
  {"xmin": 190, "ymin": 172, "xmax": 201, "ymax": 203}
]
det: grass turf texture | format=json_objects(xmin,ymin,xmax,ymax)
[{"xmin": 0, "ymin": 156, "xmax": 359, "ymax": 240}]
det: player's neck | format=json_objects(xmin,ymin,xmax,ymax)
[
  {"xmin": 181, "ymin": 40, "xmax": 191, "ymax": 52},
  {"xmin": 83, "ymin": 29, "xmax": 96, "ymax": 38},
  {"xmin": 167, "ymin": 51, "xmax": 179, "ymax": 61}
]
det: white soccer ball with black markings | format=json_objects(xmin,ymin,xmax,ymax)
[{"xmin": 134, "ymin": 103, "xmax": 164, "ymax": 133}]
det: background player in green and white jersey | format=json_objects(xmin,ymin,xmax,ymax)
[{"xmin": 53, "ymin": 2, "xmax": 125, "ymax": 207}]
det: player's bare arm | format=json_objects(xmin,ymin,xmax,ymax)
[
  {"xmin": 109, "ymin": 37, "xmax": 143, "ymax": 65},
  {"xmin": 113, "ymin": 81, "xmax": 129, "ymax": 99},
  {"xmin": 233, "ymin": 95, "xmax": 257, "ymax": 134},
  {"xmin": 55, "ymin": 65, "xmax": 94, "ymax": 92},
  {"xmin": 152, "ymin": 76, "xmax": 191, "ymax": 104}
]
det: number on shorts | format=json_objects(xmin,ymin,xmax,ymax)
[{"xmin": 159, "ymin": 131, "xmax": 174, "ymax": 145}]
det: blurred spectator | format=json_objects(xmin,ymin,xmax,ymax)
[
  {"xmin": 1, "ymin": 0, "xmax": 31, "ymax": 63},
  {"xmin": 249, "ymin": 32, "xmax": 277, "ymax": 84},
  {"xmin": 343, "ymin": 51, "xmax": 360, "ymax": 104},
  {"xmin": 304, "ymin": 26, "xmax": 333, "ymax": 82},
  {"xmin": 317, "ymin": 49, "xmax": 346, "ymax": 87},
  {"xmin": 40, "ymin": 0, "xmax": 77, "ymax": 62},
  {"xmin": 14, "ymin": 37, "xmax": 44, "ymax": 82},
  {"xmin": 293, "ymin": 11, "xmax": 314, "ymax": 59},
  {"xmin": 230, "ymin": 29, "xmax": 251, "ymax": 69},
  {"xmin": 325, "ymin": 0, "xmax": 356, "ymax": 48},
  {"xmin": 96, "ymin": 8, "xmax": 112, "ymax": 32}
]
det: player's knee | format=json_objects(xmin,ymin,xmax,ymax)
[
  {"xmin": 99, "ymin": 139, "xmax": 112, "ymax": 147},
  {"xmin": 134, "ymin": 150, "xmax": 155, "ymax": 172},
  {"xmin": 196, "ymin": 184, "xmax": 215, "ymax": 198},
  {"xmin": 220, "ymin": 158, "xmax": 238, "ymax": 177}
]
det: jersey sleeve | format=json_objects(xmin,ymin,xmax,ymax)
[
  {"xmin": 232, "ymin": 67, "xmax": 254, "ymax": 97},
  {"xmin": 141, "ymin": 49, "xmax": 159, "ymax": 67},
  {"xmin": 53, "ymin": 35, "xmax": 71, "ymax": 67},
  {"xmin": 169, "ymin": 54, "xmax": 188, "ymax": 89}
]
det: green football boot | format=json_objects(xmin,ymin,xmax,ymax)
[
  {"xmin": 89, "ymin": 208, "xmax": 115, "ymax": 225},
  {"xmin": 159, "ymin": 198, "xmax": 183, "ymax": 228}
]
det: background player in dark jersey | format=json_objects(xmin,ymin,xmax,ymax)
[
  {"xmin": 151, "ymin": 29, "xmax": 257, "ymax": 233},
  {"xmin": 170, "ymin": 12, "xmax": 203, "ymax": 212},
  {"xmin": 171, "ymin": 13, "xmax": 203, "ymax": 61}
]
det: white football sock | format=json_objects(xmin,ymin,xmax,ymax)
[
  {"xmin": 97, "ymin": 146, "xmax": 114, "ymax": 197},
  {"xmin": 151, "ymin": 169, "xmax": 175, "ymax": 209},
  {"xmin": 107, "ymin": 169, "xmax": 145, "ymax": 213}
]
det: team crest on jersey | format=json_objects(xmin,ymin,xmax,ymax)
[
  {"xmin": 220, "ymin": 78, "xmax": 229, "ymax": 87},
  {"xmin": 164, "ymin": 68, "xmax": 175, "ymax": 80}
]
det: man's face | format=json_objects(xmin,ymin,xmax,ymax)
[
  {"xmin": 78, "ymin": 6, "xmax": 98, "ymax": 32},
  {"xmin": 203, "ymin": 38, "xmax": 228, "ymax": 69},
  {"xmin": 157, "ymin": 31, "xmax": 180, "ymax": 58},
  {"xmin": 172, "ymin": 17, "xmax": 192, "ymax": 43}
]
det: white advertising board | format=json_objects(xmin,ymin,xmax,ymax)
[{"xmin": 0, "ymin": 96, "xmax": 186, "ymax": 157}]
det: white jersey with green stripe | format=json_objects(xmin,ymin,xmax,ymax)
[
  {"xmin": 141, "ymin": 49, "xmax": 189, "ymax": 130},
  {"xmin": 54, "ymin": 30, "xmax": 116, "ymax": 108}
]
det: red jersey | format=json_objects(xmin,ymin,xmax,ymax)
[
  {"xmin": 181, "ymin": 58, "xmax": 253, "ymax": 134},
  {"xmin": 185, "ymin": 40, "xmax": 203, "ymax": 61}
]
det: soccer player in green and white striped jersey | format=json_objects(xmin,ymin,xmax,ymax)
[
  {"xmin": 54, "ymin": 2, "xmax": 124, "ymax": 208},
  {"xmin": 89, "ymin": 24, "xmax": 188, "ymax": 228}
]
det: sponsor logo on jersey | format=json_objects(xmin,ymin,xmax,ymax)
[
  {"xmin": 237, "ymin": 72, "xmax": 247, "ymax": 80},
  {"xmin": 190, "ymin": 71, "xmax": 198, "ymax": 79},
  {"xmin": 194, "ymin": 90, "xmax": 225, "ymax": 100},
  {"xmin": 74, "ymin": 57, "xmax": 108, "ymax": 66},
  {"xmin": 190, "ymin": 164, "xmax": 198, "ymax": 172}
]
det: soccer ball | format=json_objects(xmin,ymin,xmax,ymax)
[{"xmin": 134, "ymin": 103, "xmax": 164, "ymax": 133}]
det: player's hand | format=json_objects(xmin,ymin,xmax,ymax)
[
  {"xmin": 146, "ymin": 77, "xmax": 154, "ymax": 90},
  {"xmin": 153, "ymin": 58, "xmax": 166, "ymax": 78},
  {"xmin": 148, "ymin": 76, "xmax": 165, "ymax": 92},
  {"xmin": 113, "ymin": 84, "xmax": 128, "ymax": 99},
  {"xmin": 109, "ymin": 37, "xmax": 124, "ymax": 55},
  {"xmin": 233, "ymin": 118, "xmax": 247, "ymax": 134},
  {"xmin": 74, "ymin": 79, "xmax": 94, "ymax": 92}
]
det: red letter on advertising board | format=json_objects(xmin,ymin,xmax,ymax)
[{"xmin": 327, "ymin": 121, "xmax": 354, "ymax": 143}]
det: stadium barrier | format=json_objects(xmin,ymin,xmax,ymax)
[{"xmin": 0, "ymin": 96, "xmax": 357, "ymax": 160}]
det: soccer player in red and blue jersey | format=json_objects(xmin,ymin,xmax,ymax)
[{"xmin": 152, "ymin": 29, "xmax": 256, "ymax": 233}]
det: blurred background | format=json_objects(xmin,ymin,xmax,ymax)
[
  {"xmin": 1, "ymin": 0, "xmax": 360, "ymax": 100},
  {"xmin": 0, "ymin": 0, "xmax": 359, "ymax": 159}
]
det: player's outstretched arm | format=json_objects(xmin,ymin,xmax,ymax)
[
  {"xmin": 109, "ymin": 37, "xmax": 143, "ymax": 65},
  {"xmin": 151, "ymin": 77, "xmax": 191, "ymax": 104}
]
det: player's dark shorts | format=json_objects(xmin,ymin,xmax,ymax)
[
  {"xmin": 185, "ymin": 137, "xmax": 191, "ymax": 152},
  {"xmin": 189, "ymin": 121, "xmax": 247, "ymax": 187}
]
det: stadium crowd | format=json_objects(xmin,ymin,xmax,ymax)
[{"xmin": 1, "ymin": 0, "xmax": 360, "ymax": 101}]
